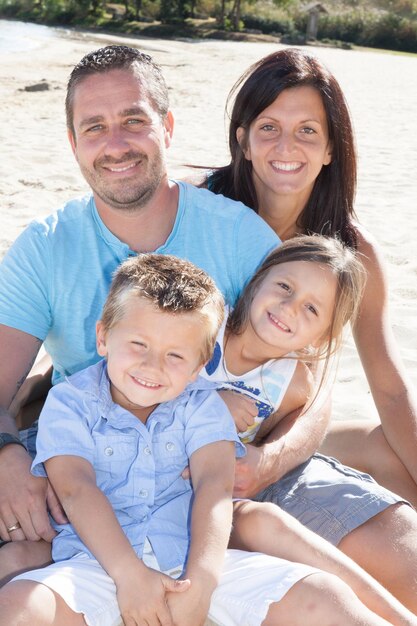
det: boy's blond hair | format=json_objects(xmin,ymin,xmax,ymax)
[{"xmin": 100, "ymin": 254, "xmax": 225, "ymax": 363}]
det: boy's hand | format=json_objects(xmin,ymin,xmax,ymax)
[
  {"xmin": 116, "ymin": 564, "xmax": 190, "ymax": 626},
  {"xmin": 218, "ymin": 390, "xmax": 258, "ymax": 433},
  {"xmin": 167, "ymin": 581, "xmax": 210, "ymax": 626}
]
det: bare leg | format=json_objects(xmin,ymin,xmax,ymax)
[
  {"xmin": 0, "ymin": 540, "xmax": 52, "ymax": 587},
  {"xmin": 339, "ymin": 503, "xmax": 417, "ymax": 614},
  {"xmin": 0, "ymin": 580, "xmax": 86, "ymax": 625},
  {"xmin": 263, "ymin": 572, "xmax": 394, "ymax": 625},
  {"xmin": 232, "ymin": 501, "xmax": 416, "ymax": 624},
  {"xmin": 319, "ymin": 420, "xmax": 417, "ymax": 508}
]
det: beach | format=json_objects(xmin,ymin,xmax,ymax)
[{"xmin": 1, "ymin": 18, "xmax": 417, "ymax": 424}]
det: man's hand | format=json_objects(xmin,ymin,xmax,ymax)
[
  {"xmin": 0, "ymin": 444, "xmax": 65, "ymax": 542},
  {"xmin": 233, "ymin": 443, "xmax": 281, "ymax": 498},
  {"xmin": 218, "ymin": 390, "xmax": 258, "ymax": 433},
  {"xmin": 117, "ymin": 565, "xmax": 190, "ymax": 626}
]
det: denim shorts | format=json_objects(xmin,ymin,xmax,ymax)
[
  {"xmin": 254, "ymin": 453, "xmax": 406, "ymax": 545},
  {"xmin": 13, "ymin": 549, "xmax": 318, "ymax": 626}
]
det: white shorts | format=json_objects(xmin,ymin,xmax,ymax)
[{"xmin": 13, "ymin": 549, "xmax": 318, "ymax": 626}]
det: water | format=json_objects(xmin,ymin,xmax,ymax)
[{"xmin": 0, "ymin": 19, "xmax": 58, "ymax": 52}]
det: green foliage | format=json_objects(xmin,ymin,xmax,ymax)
[{"xmin": 1, "ymin": 0, "xmax": 417, "ymax": 51}]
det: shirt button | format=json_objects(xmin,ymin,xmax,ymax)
[
  {"xmin": 139, "ymin": 489, "xmax": 148, "ymax": 498},
  {"xmin": 166, "ymin": 442, "xmax": 175, "ymax": 451},
  {"xmin": 104, "ymin": 447, "xmax": 113, "ymax": 456},
  {"xmin": 144, "ymin": 447, "xmax": 151, "ymax": 455}
]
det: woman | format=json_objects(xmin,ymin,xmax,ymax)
[{"xmin": 207, "ymin": 47, "xmax": 417, "ymax": 508}]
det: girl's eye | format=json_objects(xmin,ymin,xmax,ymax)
[
  {"xmin": 306, "ymin": 304, "xmax": 318, "ymax": 316},
  {"xmin": 168, "ymin": 353, "xmax": 183, "ymax": 360},
  {"xmin": 132, "ymin": 341, "xmax": 145, "ymax": 347},
  {"xmin": 277, "ymin": 282, "xmax": 290, "ymax": 292}
]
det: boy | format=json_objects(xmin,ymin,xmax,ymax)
[{"xmin": 0, "ymin": 255, "xmax": 391, "ymax": 626}]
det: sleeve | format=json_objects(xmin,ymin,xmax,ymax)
[
  {"xmin": 31, "ymin": 381, "xmax": 96, "ymax": 477},
  {"xmin": 0, "ymin": 222, "xmax": 52, "ymax": 340},
  {"xmin": 233, "ymin": 208, "xmax": 280, "ymax": 303},
  {"xmin": 182, "ymin": 388, "xmax": 246, "ymax": 460}
]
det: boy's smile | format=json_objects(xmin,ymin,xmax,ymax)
[{"xmin": 96, "ymin": 297, "xmax": 205, "ymax": 422}]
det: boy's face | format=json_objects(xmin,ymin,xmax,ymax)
[{"xmin": 96, "ymin": 297, "xmax": 205, "ymax": 419}]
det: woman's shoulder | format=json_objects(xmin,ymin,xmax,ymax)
[{"xmin": 352, "ymin": 221, "xmax": 386, "ymax": 272}]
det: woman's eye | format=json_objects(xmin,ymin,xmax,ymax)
[
  {"xmin": 300, "ymin": 127, "xmax": 316, "ymax": 135},
  {"xmin": 260, "ymin": 124, "xmax": 275, "ymax": 132}
]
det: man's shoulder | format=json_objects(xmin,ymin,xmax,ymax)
[
  {"xmin": 32, "ymin": 194, "xmax": 93, "ymax": 234},
  {"xmin": 179, "ymin": 181, "xmax": 259, "ymax": 219}
]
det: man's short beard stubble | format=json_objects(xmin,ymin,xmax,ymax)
[{"xmin": 80, "ymin": 149, "xmax": 166, "ymax": 213}]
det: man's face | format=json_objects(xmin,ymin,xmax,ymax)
[{"xmin": 68, "ymin": 69, "xmax": 173, "ymax": 212}]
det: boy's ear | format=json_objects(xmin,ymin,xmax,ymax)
[{"xmin": 96, "ymin": 320, "xmax": 107, "ymax": 357}]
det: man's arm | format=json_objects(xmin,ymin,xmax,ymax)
[
  {"xmin": 232, "ymin": 362, "xmax": 331, "ymax": 498},
  {"xmin": 168, "ymin": 440, "xmax": 235, "ymax": 626},
  {"xmin": 46, "ymin": 454, "xmax": 189, "ymax": 626},
  {"xmin": 0, "ymin": 325, "xmax": 62, "ymax": 542}
]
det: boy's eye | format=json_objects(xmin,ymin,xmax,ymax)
[
  {"xmin": 132, "ymin": 341, "xmax": 145, "ymax": 347},
  {"xmin": 168, "ymin": 353, "xmax": 183, "ymax": 360}
]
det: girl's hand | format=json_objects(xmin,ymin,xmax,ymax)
[
  {"xmin": 218, "ymin": 390, "xmax": 258, "ymax": 433},
  {"xmin": 167, "ymin": 580, "xmax": 211, "ymax": 626},
  {"xmin": 116, "ymin": 564, "xmax": 190, "ymax": 626}
]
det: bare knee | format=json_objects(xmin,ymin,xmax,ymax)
[
  {"xmin": 0, "ymin": 541, "xmax": 52, "ymax": 587},
  {"xmin": 339, "ymin": 503, "xmax": 417, "ymax": 612},
  {"xmin": 231, "ymin": 501, "xmax": 287, "ymax": 551},
  {"xmin": 262, "ymin": 572, "xmax": 384, "ymax": 626}
]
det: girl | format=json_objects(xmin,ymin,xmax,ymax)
[{"xmin": 200, "ymin": 234, "xmax": 416, "ymax": 624}]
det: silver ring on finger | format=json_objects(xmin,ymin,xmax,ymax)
[{"xmin": 6, "ymin": 522, "xmax": 21, "ymax": 533}]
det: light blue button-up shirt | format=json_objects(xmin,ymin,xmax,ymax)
[{"xmin": 32, "ymin": 360, "xmax": 245, "ymax": 571}]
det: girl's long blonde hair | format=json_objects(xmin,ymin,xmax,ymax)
[{"xmin": 228, "ymin": 235, "xmax": 365, "ymax": 368}]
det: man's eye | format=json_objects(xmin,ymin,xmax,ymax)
[{"xmin": 86, "ymin": 125, "xmax": 103, "ymax": 133}]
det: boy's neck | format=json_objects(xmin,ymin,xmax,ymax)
[{"xmin": 130, "ymin": 404, "xmax": 158, "ymax": 424}]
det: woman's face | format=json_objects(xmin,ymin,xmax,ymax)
[{"xmin": 237, "ymin": 85, "xmax": 332, "ymax": 209}]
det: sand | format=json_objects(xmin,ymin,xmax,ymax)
[{"xmin": 1, "ymin": 27, "xmax": 417, "ymax": 422}]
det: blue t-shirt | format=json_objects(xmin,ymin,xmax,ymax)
[
  {"xmin": 32, "ymin": 360, "xmax": 245, "ymax": 570},
  {"xmin": 0, "ymin": 182, "xmax": 279, "ymax": 384}
]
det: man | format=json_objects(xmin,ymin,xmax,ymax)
[
  {"xmin": 0, "ymin": 44, "xmax": 284, "ymax": 567},
  {"xmin": 1, "ymin": 47, "xmax": 417, "ymax": 614}
]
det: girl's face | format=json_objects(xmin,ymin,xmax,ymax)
[
  {"xmin": 237, "ymin": 85, "xmax": 332, "ymax": 210},
  {"xmin": 248, "ymin": 260, "xmax": 337, "ymax": 356}
]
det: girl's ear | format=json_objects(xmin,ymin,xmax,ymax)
[
  {"xmin": 96, "ymin": 321, "xmax": 108, "ymax": 357},
  {"xmin": 236, "ymin": 127, "xmax": 251, "ymax": 160}
]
